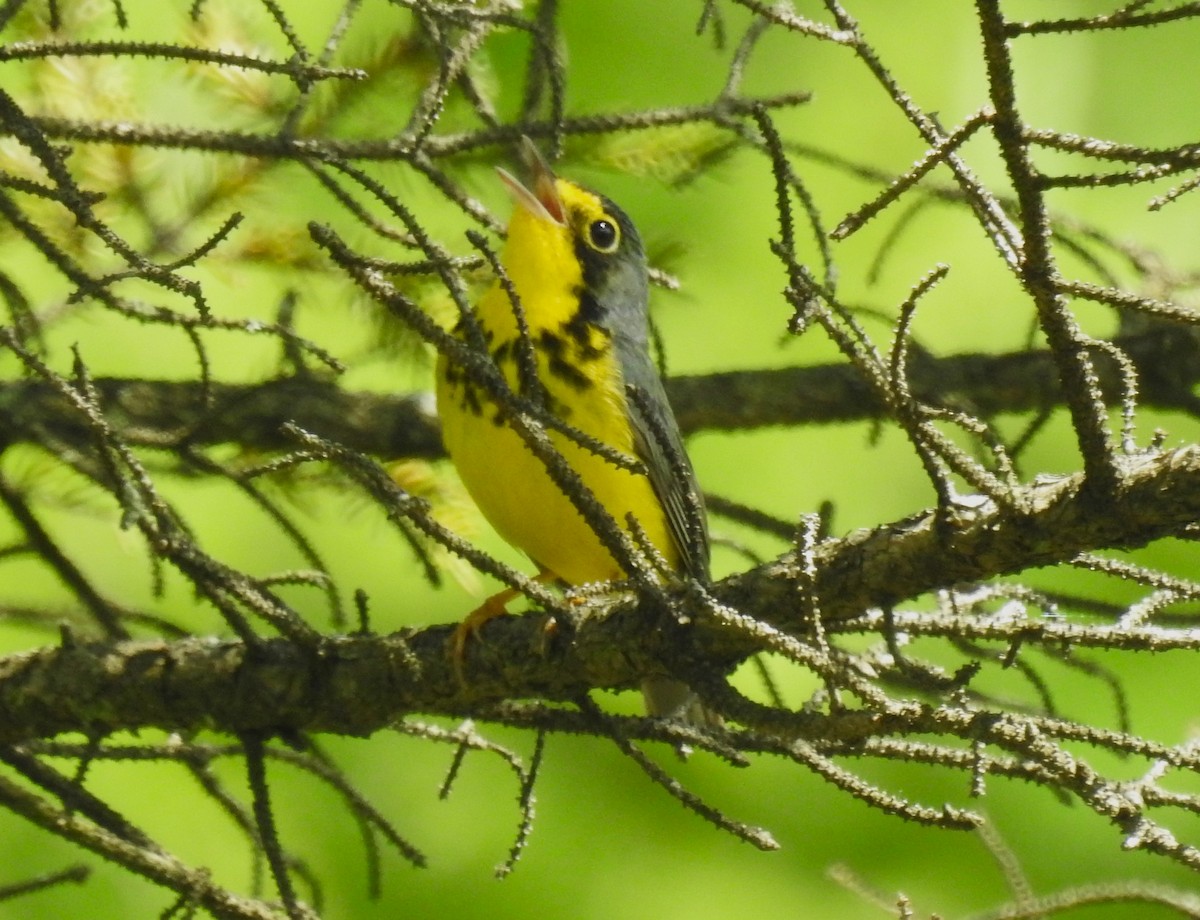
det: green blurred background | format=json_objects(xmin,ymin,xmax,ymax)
[{"xmin": 3, "ymin": 1, "xmax": 1200, "ymax": 917}]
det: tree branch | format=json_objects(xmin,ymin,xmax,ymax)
[
  {"xmin": 4, "ymin": 443, "xmax": 1199, "ymax": 745},
  {"xmin": 3, "ymin": 321, "xmax": 1198, "ymax": 457}
]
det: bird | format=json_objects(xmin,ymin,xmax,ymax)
[{"xmin": 435, "ymin": 138, "xmax": 713, "ymax": 727}]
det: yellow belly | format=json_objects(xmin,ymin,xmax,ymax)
[{"xmin": 436, "ymin": 349, "xmax": 676, "ymax": 585}]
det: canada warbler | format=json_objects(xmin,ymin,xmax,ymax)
[{"xmin": 436, "ymin": 139, "xmax": 712, "ymax": 725}]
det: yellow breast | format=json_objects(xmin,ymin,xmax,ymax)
[
  {"xmin": 436, "ymin": 307, "xmax": 676, "ymax": 584},
  {"xmin": 435, "ymin": 187, "xmax": 676, "ymax": 585}
]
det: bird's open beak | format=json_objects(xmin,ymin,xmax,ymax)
[{"xmin": 496, "ymin": 137, "xmax": 565, "ymax": 226}]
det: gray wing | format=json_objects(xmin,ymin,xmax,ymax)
[
  {"xmin": 623, "ymin": 360, "xmax": 710, "ymax": 582},
  {"xmin": 625, "ymin": 359, "xmax": 719, "ymax": 728}
]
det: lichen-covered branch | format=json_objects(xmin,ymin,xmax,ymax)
[{"xmin": 3, "ymin": 443, "xmax": 1200, "ymax": 747}]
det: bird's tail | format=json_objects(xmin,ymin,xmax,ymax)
[{"xmin": 641, "ymin": 676, "xmax": 721, "ymax": 729}]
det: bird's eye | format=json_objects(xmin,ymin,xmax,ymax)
[{"xmin": 587, "ymin": 218, "xmax": 619, "ymax": 253}]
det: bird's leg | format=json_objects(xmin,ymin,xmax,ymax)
[{"xmin": 451, "ymin": 570, "xmax": 556, "ymax": 684}]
